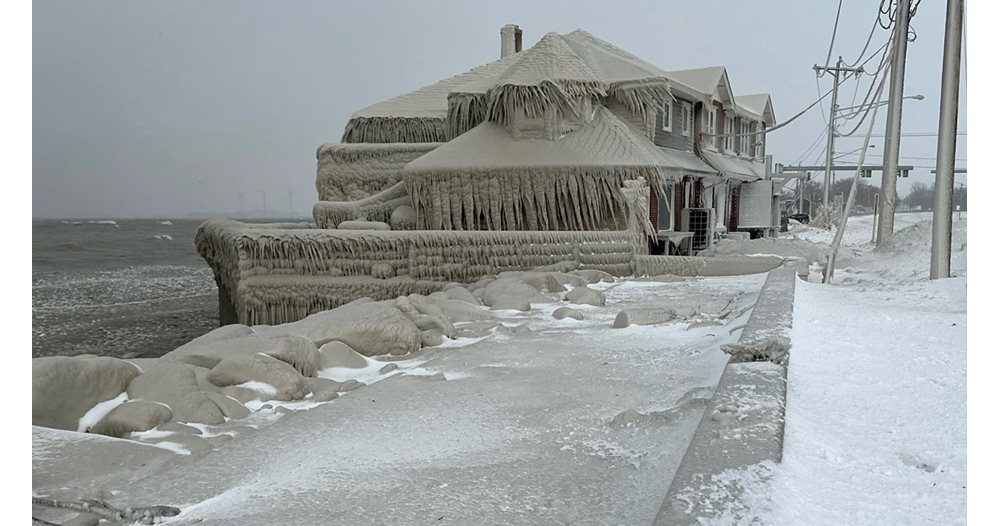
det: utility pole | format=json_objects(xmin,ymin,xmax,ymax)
[
  {"xmin": 877, "ymin": 0, "xmax": 912, "ymax": 246},
  {"xmin": 813, "ymin": 57, "xmax": 864, "ymax": 208},
  {"xmin": 930, "ymin": 0, "xmax": 963, "ymax": 279},
  {"xmin": 798, "ymin": 177, "xmax": 805, "ymax": 214}
]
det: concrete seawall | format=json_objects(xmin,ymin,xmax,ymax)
[{"xmin": 655, "ymin": 266, "xmax": 796, "ymax": 525}]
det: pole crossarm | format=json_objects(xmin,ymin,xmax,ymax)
[{"xmin": 812, "ymin": 64, "xmax": 866, "ymax": 75}]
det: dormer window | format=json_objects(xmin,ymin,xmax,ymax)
[
  {"xmin": 661, "ymin": 100, "xmax": 673, "ymax": 132},
  {"xmin": 706, "ymin": 107, "xmax": 716, "ymax": 137},
  {"xmin": 681, "ymin": 102, "xmax": 692, "ymax": 136}
]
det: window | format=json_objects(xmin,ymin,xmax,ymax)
[
  {"xmin": 661, "ymin": 100, "xmax": 672, "ymax": 132},
  {"xmin": 755, "ymin": 122, "xmax": 764, "ymax": 157},
  {"xmin": 706, "ymin": 107, "xmax": 716, "ymax": 136},
  {"xmin": 657, "ymin": 185, "xmax": 673, "ymax": 230},
  {"xmin": 681, "ymin": 102, "xmax": 692, "ymax": 136},
  {"xmin": 724, "ymin": 116, "xmax": 734, "ymax": 151},
  {"xmin": 739, "ymin": 121, "xmax": 750, "ymax": 154}
]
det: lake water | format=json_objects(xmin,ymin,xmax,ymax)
[{"xmin": 32, "ymin": 219, "xmax": 219, "ymax": 358}]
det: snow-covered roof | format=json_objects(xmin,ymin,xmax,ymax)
[
  {"xmin": 700, "ymin": 150, "xmax": 765, "ymax": 181},
  {"xmin": 734, "ymin": 94, "xmax": 776, "ymax": 126},
  {"xmin": 345, "ymin": 30, "xmax": 678, "ymax": 143},
  {"xmin": 663, "ymin": 66, "xmax": 736, "ymax": 106},
  {"xmin": 405, "ymin": 105, "xmax": 705, "ymax": 175}
]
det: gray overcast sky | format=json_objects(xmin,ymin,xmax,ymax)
[{"xmin": 32, "ymin": 0, "xmax": 966, "ymax": 219}]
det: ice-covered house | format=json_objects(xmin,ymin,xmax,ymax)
[
  {"xmin": 196, "ymin": 27, "xmax": 783, "ymax": 326},
  {"xmin": 651, "ymin": 66, "xmax": 778, "ymax": 250}
]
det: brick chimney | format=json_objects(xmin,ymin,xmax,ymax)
[{"xmin": 500, "ymin": 24, "xmax": 522, "ymax": 58}]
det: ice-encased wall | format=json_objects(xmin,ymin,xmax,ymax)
[
  {"xmin": 631, "ymin": 254, "xmax": 784, "ymax": 277},
  {"xmin": 315, "ymin": 143, "xmax": 442, "ymax": 202},
  {"xmin": 196, "ymin": 220, "xmax": 642, "ymax": 326}
]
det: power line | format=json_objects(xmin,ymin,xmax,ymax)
[
  {"xmin": 823, "ymin": 0, "xmax": 845, "ymax": 68},
  {"xmin": 839, "ymin": 131, "xmax": 968, "ymax": 138},
  {"xmin": 846, "ymin": 0, "xmax": 888, "ymax": 68},
  {"xmin": 836, "ymin": 153, "xmax": 968, "ymax": 162}
]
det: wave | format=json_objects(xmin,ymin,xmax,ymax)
[{"xmin": 152, "ymin": 234, "xmax": 174, "ymax": 241}]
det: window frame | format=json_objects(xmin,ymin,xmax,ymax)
[
  {"xmin": 661, "ymin": 100, "xmax": 673, "ymax": 132},
  {"xmin": 681, "ymin": 102, "xmax": 692, "ymax": 137},
  {"xmin": 739, "ymin": 121, "xmax": 750, "ymax": 155},
  {"xmin": 724, "ymin": 116, "xmax": 734, "ymax": 151},
  {"xmin": 754, "ymin": 122, "xmax": 764, "ymax": 158},
  {"xmin": 706, "ymin": 107, "xmax": 717, "ymax": 137}
]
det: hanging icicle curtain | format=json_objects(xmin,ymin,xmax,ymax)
[{"xmin": 403, "ymin": 165, "xmax": 665, "ymax": 231}]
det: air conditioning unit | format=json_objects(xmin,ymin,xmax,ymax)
[{"xmin": 681, "ymin": 208, "xmax": 716, "ymax": 252}]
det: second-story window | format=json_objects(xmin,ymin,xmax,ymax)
[
  {"xmin": 661, "ymin": 100, "xmax": 672, "ymax": 132},
  {"xmin": 755, "ymin": 122, "xmax": 764, "ymax": 157},
  {"xmin": 706, "ymin": 108, "xmax": 716, "ymax": 138},
  {"xmin": 739, "ymin": 121, "xmax": 749, "ymax": 154},
  {"xmin": 724, "ymin": 116, "xmax": 734, "ymax": 151},
  {"xmin": 681, "ymin": 102, "xmax": 692, "ymax": 136}
]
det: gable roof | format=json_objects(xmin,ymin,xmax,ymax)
[
  {"xmin": 734, "ymin": 94, "xmax": 776, "ymax": 125},
  {"xmin": 663, "ymin": 66, "xmax": 736, "ymax": 106}
]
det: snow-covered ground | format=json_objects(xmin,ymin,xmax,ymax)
[
  {"xmin": 31, "ymin": 212, "xmax": 967, "ymax": 525},
  {"xmin": 33, "ymin": 273, "xmax": 767, "ymax": 525},
  {"xmin": 708, "ymin": 212, "xmax": 968, "ymax": 525}
]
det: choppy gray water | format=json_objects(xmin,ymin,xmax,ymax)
[{"xmin": 32, "ymin": 219, "xmax": 219, "ymax": 358}]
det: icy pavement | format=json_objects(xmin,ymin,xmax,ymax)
[
  {"xmin": 33, "ymin": 274, "xmax": 765, "ymax": 525},
  {"xmin": 701, "ymin": 212, "xmax": 967, "ymax": 525}
]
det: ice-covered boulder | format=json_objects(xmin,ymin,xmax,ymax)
[
  {"xmin": 553, "ymin": 307, "xmax": 585, "ymax": 320},
  {"xmin": 497, "ymin": 271, "xmax": 566, "ymax": 293},
  {"xmin": 256, "ymin": 300, "xmax": 422, "ymax": 356},
  {"xmin": 318, "ymin": 341, "xmax": 369, "ymax": 369},
  {"xmin": 482, "ymin": 278, "xmax": 551, "ymax": 311},
  {"xmin": 443, "ymin": 285, "xmax": 480, "ymax": 305},
  {"xmin": 612, "ymin": 307, "xmax": 678, "ymax": 328},
  {"xmin": 162, "ymin": 333, "xmax": 321, "ymax": 378},
  {"xmin": 564, "ymin": 286, "xmax": 606, "ymax": 307},
  {"xmin": 32, "ymin": 356, "xmax": 141, "ymax": 431},
  {"xmin": 126, "ymin": 362, "xmax": 228, "ymax": 425},
  {"xmin": 570, "ymin": 269, "xmax": 616, "ymax": 284},
  {"xmin": 89, "ymin": 401, "xmax": 173, "ymax": 438},
  {"xmin": 207, "ymin": 353, "xmax": 308, "ymax": 402}
]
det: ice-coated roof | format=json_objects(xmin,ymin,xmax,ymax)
[
  {"xmin": 700, "ymin": 150, "xmax": 766, "ymax": 181},
  {"xmin": 348, "ymin": 54, "xmax": 520, "ymax": 120},
  {"xmin": 735, "ymin": 94, "xmax": 776, "ymax": 125},
  {"xmin": 404, "ymin": 105, "xmax": 710, "ymax": 178},
  {"xmin": 355, "ymin": 30, "xmax": 676, "ymax": 114}
]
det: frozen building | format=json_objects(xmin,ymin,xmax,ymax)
[{"xmin": 197, "ymin": 26, "xmax": 783, "ymax": 326}]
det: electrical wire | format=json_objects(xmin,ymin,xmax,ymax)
[
  {"xmin": 839, "ymin": 131, "xmax": 968, "ymax": 138},
  {"xmin": 823, "ymin": 0, "xmax": 845, "ymax": 69},
  {"xmin": 845, "ymin": 0, "xmax": 888, "ymax": 68},
  {"xmin": 794, "ymin": 127, "xmax": 830, "ymax": 165},
  {"xmin": 834, "ymin": 45, "xmax": 895, "ymax": 137}
]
